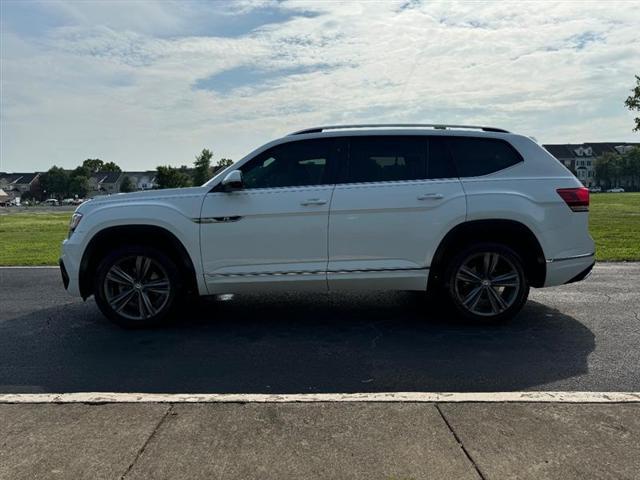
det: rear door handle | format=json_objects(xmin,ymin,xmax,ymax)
[
  {"xmin": 417, "ymin": 193, "xmax": 444, "ymax": 200},
  {"xmin": 300, "ymin": 198, "xmax": 327, "ymax": 206}
]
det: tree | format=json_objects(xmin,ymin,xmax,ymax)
[
  {"xmin": 82, "ymin": 158, "xmax": 104, "ymax": 173},
  {"xmin": 193, "ymin": 148, "xmax": 213, "ymax": 186},
  {"xmin": 625, "ymin": 75, "xmax": 640, "ymax": 132},
  {"xmin": 120, "ymin": 176, "xmax": 135, "ymax": 192},
  {"xmin": 101, "ymin": 161, "xmax": 122, "ymax": 172},
  {"xmin": 68, "ymin": 175, "xmax": 90, "ymax": 198},
  {"xmin": 216, "ymin": 158, "xmax": 234, "ymax": 171},
  {"xmin": 39, "ymin": 166, "xmax": 69, "ymax": 199},
  {"xmin": 155, "ymin": 166, "xmax": 192, "ymax": 189},
  {"xmin": 623, "ymin": 147, "xmax": 640, "ymax": 190}
]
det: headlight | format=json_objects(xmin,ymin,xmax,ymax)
[{"xmin": 68, "ymin": 212, "xmax": 83, "ymax": 236}]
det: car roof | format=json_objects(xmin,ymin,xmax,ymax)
[{"xmin": 288, "ymin": 124, "xmax": 510, "ymax": 136}]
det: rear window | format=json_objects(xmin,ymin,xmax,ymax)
[{"xmin": 447, "ymin": 137, "xmax": 523, "ymax": 177}]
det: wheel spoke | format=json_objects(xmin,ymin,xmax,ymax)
[
  {"xmin": 143, "ymin": 291, "xmax": 156, "ymax": 316},
  {"xmin": 487, "ymin": 286, "xmax": 508, "ymax": 313},
  {"xmin": 107, "ymin": 271, "xmax": 132, "ymax": 286},
  {"xmin": 457, "ymin": 266, "xmax": 482, "ymax": 284},
  {"xmin": 143, "ymin": 279, "xmax": 170, "ymax": 289},
  {"xmin": 491, "ymin": 272, "xmax": 519, "ymax": 287},
  {"xmin": 137, "ymin": 291, "xmax": 146, "ymax": 318},
  {"xmin": 135, "ymin": 256, "xmax": 151, "ymax": 281},
  {"xmin": 109, "ymin": 266, "xmax": 135, "ymax": 285},
  {"xmin": 483, "ymin": 253, "xmax": 499, "ymax": 276},
  {"xmin": 110, "ymin": 288, "xmax": 136, "ymax": 312},
  {"xmin": 463, "ymin": 286, "xmax": 483, "ymax": 309}
]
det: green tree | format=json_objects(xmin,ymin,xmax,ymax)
[
  {"xmin": 193, "ymin": 148, "xmax": 213, "ymax": 185},
  {"xmin": 39, "ymin": 166, "xmax": 69, "ymax": 199},
  {"xmin": 120, "ymin": 176, "xmax": 135, "ymax": 192},
  {"xmin": 156, "ymin": 166, "xmax": 192, "ymax": 189},
  {"xmin": 625, "ymin": 75, "xmax": 640, "ymax": 132},
  {"xmin": 595, "ymin": 152, "xmax": 623, "ymax": 188},
  {"xmin": 101, "ymin": 161, "xmax": 122, "ymax": 172},
  {"xmin": 623, "ymin": 147, "xmax": 640, "ymax": 189},
  {"xmin": 82, "ymin": 158, "xmax": 104, "ymax": 173},
  {"xmin": 214, "ymin": 158, "xmax": 234, "ymax": 173},
  {"xmin": 68, "ymin": 175, "xmax": 90, "ymax": 198}
]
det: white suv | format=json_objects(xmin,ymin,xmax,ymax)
[{"xmin": 60, "ymin": 124, "xmax": 595, "ymax": 327}]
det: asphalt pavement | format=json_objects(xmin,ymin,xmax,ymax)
[{"xmin": 1, "ymin": 263, "xmax": 639, "ymax": 393}]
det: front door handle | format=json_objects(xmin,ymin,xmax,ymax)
[
  {"xmin": 417, "ymin": 193, "xmax": 444, "ymax": 200},
  {"xmin": 301, "ymin": 198, "xmax": 327, "ymax": 206}
]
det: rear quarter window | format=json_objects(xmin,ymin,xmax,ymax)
[{"xmin": 447, "ymin": 137, "xmax": 523, "ymax": 177}]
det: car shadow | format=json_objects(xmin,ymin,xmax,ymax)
[{"xmin": 0, "ymin": 291, "xmax": 595, "ymax": 393}]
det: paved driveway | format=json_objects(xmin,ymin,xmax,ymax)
[{"xmin": 0, "ymin": 263, "xmax": 639, "ymax": 393}]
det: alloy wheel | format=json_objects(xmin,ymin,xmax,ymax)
[
  {"xmin": 453, "ymin": 251, "xmax": 521, "ymax": 317},
  {"xmin": 103, "ymin": 255, "xmax": 171, "ymax": 321}
]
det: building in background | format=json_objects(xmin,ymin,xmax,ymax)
[
  {"xmin": 0, "ymin": 172, "xmax": 41, "ymax": 202},
  {"xmin": 543, "ymin": 142, "xmax": 640, "ymax": 187},
  {"xmin": 89, "ymin": 172, "xmax": 122, "ymax": 196},
  {"xmin": 122, "ymin": 171, "xmax": 158, "ymax": 190}
]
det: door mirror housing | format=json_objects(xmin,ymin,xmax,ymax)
[{"xmin": 221, "ymin": 170, "xmax": 243, "ymax": 192}]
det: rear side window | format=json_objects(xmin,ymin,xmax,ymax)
[
  {"xmin": 447, "ymin": 137, "xmax": 523, "ymax": 177},
  {"xmin": 347, "ymin": 136, "xmax": 426, "ymax": 183},
  {"xmin": 427, "ymin": 137, "xmax": 457, "ymax": 179}
]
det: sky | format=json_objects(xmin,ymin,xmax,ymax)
[{"xmin": 1, "ymin": 0, "xmax": 639, "ymax": 172}]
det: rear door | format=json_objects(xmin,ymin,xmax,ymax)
[{"xmin": 327, "ymin": 135, "xmax": 466, "ymax": 290}]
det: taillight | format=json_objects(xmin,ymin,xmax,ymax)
[{"xmin": 556, "ymin": 187, "xmax": 589, "ymax": 212}]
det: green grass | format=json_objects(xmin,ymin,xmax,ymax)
[
  {"xmin": 0, "ymin": 211, "xmax": 70, "ymax": 266},
  {"xmin": 589, "ymin": 192, "xmax": 640, "ymax": 261},
  {"xmin": 0, "ymin": 193, "xmax": 638, "ymax": 265}
]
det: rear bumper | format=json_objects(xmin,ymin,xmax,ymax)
[{"xmin": 544, "ymin": 252, "xmax": 595, "ymax": 287}]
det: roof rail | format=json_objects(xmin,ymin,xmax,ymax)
[{"xmin": 289, "ymin": 124, "xmax": 510, "ymax": 135}]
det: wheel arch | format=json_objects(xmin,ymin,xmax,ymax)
[
  {"xmin": 79, "ymin": 225, "xmax": 198, "ymax": 299},
  {"xmin": 429, "ymin": 219, "xmax": 546, "ymax": 288}
]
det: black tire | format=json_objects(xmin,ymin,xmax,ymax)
[
  {"xmin": 94, "ymin": 245, "xmax": 182, "ymax": 328},
  {"xmin": 444, "ymin": 243, "xmax": 529, "ymax": 324}
]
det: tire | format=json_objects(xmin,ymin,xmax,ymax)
[
  {"xmin": 94, "ymin": 245, "xmax": 182, "ymax": 328},
  {"xmin": 444, "ymin": 243, "xmax": 529, "ymax": 324}
]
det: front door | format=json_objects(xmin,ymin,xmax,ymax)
[{"xmin": 200, "ymin": 137, "xmax": 345, "ymax": 293}]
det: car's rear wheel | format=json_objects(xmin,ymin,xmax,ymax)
[
  {"xmin": 94, "ymin": 246, "xmax": 181, "ymax": 328},
  {"xmin": 445, "ymin": 243, "xmax": 529, "ymax": 323}
]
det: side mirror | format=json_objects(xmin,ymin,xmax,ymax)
[{"xmin": 221, "ymin": 170, "xmax": 243, "ymax": 192}]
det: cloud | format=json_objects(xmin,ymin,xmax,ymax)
[{"xmin": 1, "ymin": 0, "xmax": 639, "ymax": 171}]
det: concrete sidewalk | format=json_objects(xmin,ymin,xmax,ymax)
[{"xmin": 1, "ymin": 402, "xmax": 638, "ymax": 480}]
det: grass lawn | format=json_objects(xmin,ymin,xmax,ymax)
[
  {"xmin": 589, "ymin": 192, "xmax": 640, "ymax": 261},
  {"xmin": 0, "ymin": 211, "xmax": 70, "ymax": 266},
  {"xmin": 0, "ymin": 193, "xmax": 638, "ymax": 265}
]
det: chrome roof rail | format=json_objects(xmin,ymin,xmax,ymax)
[{"xmin": 289, "ymin": 124, "xmax": 510, "ymax": 135}]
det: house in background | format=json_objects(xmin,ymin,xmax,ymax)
[
  {"xmin": 543, "ymin": 142, "xmax": 640, "ymax": 188},
  {"xmin": 0, "ymin": 172, "xmax": 41, "ymax": 201},
  {"xmin": 122, "ymin": 171, "xmax": 157, "ymax": 190},
  {"xmin": 89, "ymin": 172, "xmax": 122, "ymax": 196}
]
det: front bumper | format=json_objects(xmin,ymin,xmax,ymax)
[
  {"xmin": 59, "ymin": 258, "xmax": 69, "ymax": 290},
  {"xmin": 59, "ymin": 238, "xmax": 83, "ymax": 296}
]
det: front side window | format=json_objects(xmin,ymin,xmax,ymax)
[
  {"xmin": 447, "ymin": 137, "xmax": 523, "ymax": 177},
  {"xmin": 347, "ymin": 136, "xmax": 426, "ymax": 183},
  {"xmin": 240, "ymin": 139, "xmax": 339, "ymax": 189}
]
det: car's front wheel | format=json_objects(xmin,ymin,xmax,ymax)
[
  {"xmin": 94, "ymin": 246, "xmax": 181, "ymax": 328},
  {"xmin": 445, "ymin": 243, "xmax": 529, "ymax": 323}
]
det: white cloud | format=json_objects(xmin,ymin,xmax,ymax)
[{"xmin": 1, "ymin": 0, "xmax": 639, "ymax": 171}]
